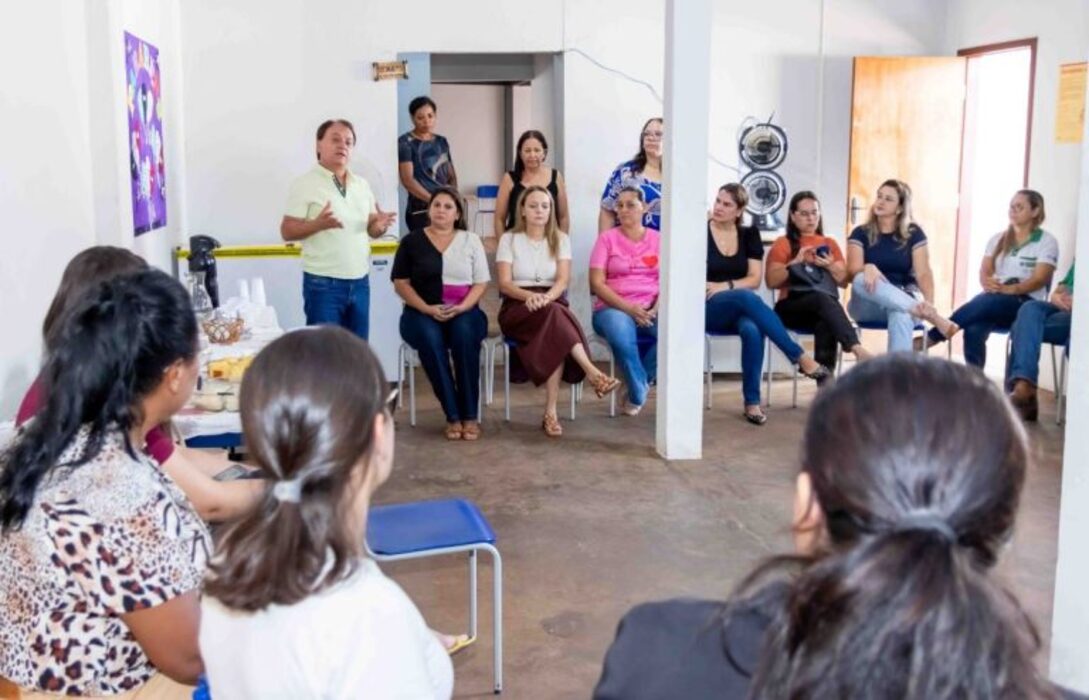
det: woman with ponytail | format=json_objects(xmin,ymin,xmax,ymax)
[
  {"xmin": 199, "ymin": 327, "xmax": 453, "ymax": 699},
  {"xmin": 15, "ymin": 245, "xmax": 262, "ymax": 523},
  {"xmin": 0, "ymin": 269, "xmax": 209, "ymax": 698},
  {"xmin": 595, "ymin": 354, "xmax": 1078, "ymax": 700}
]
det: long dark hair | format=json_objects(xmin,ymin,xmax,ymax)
[
  {"xmin": 204, "ymin": 327, "xmax": 389, "ymax": 611},
  {"xmin": 785, "ymin": 191, "xmax": 824, "ymax": 258},
  {"xmin": 993, "ymin": 189, "xmax": 1046, "ymax": 261},
  {"xmin": 511, "ymin": 130, "xmax": 549, "ymax": 182},
  {"xmin": 631, "ymin": 117, "xmax": 663, "ymax": 174},
  {"xmin": 41, "ymin": 246, "xmax": 148, "ymax": 355},
  {"xmin": 1, "ymin": 269, "xmax": 197, "ymax": 531},
  {"xmin": 732, "ymin": 355, "xmax": 1054, "ymax": 699}
]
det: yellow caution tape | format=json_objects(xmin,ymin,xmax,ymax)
[{"xmin": 174, "ymin": 241, "xmax": 399, "ymax": 259}]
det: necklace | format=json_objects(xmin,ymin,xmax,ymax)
[
  {"xmin": 525, "ymin": 235, "xmax": 547, "ymax": 283},
  {"xmin": 332, "ymin": 174, "xmax": 347, "ymax": 198}
]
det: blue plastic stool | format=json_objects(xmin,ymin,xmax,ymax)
[
  {"xmin": 192, "ymin": 675, "xmax": 211, "ymax": 700},
  {"xmin": 473, "ymin": 185, "xmax": 500, "ymax": 233},
  {"xmin": 184, "ymin": 432, "xmax": 243, "ymax": 450},
  {"xmin": 367, "ymin": 498, "xmax": 503, "ymax": 694}
]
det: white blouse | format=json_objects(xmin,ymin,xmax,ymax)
[
  {"xmin": 200, "ymin": 558, "xmax": 453, "ymax": 700},
  {"xmin": 496, "ymin": 231, "xmax": 572, "ymax": 287}
]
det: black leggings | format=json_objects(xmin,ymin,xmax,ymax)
[{"xmin": 774, "ymin": 292, "xmax": 859, "ymax": 370}]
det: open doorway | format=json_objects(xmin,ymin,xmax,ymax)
[
  {"xmin": 951, "ymin": 39, "xmax": 1036, "ymax": 370},
  {"xmin": 395, "ymin": 52, "xmax": 564, "ymax": 241}
]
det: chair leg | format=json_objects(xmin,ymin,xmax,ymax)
[
  {"xmin": 704, "ymin": 335, "xmax": 712, "ymax": 410},
  {"xmin": 488, "ymin": 544, "xmax": 504, "ymax": 694},
  {"xmin": 792, "ymin": 365, "xmax": 799, "ymax": 409},
  {"xmin": 503, "ymin": 344, "xmax": 511, "ymax": 422},
  {"xmin": 469, "ymin": 550, "xmax": 478, "ymax": 640},
  {"xmin": 570, "ymin": 383, "xmax": 577, "ymax": 420},
  {"xmin": 481, "ymin": 350, "xmax": 490, "ymax": 426},
  {"xmin": 405, "ymin": 350, "xmax": 411, "ymax": 426},
  {"xmin": 609, "ymin": 354, "xmax": 617, "ymax": 417},
  {"xmin": 764, "ymin": 337, "xmax": 772, "ymax": 409},
  {"xmin": 397, "ymin": 345, "xmax": 405, "ymax": 410}
]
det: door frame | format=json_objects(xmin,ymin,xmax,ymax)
[{"xmin": 957, "ymin": 38, "xmax": 1037, "ymax": 187}]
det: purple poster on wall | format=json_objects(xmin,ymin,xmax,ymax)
[{"xmin": 125, "ymin": 32, "xmax": 166, "ymax": 235}]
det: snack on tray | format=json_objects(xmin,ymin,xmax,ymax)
[{"xmin": 207, "ymin": 356, "xmax": 254, "ymax": 383}]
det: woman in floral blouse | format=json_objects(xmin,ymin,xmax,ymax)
[{"xmin": 0, "ymin": 269, "xmax": 209, "ymax": 699}]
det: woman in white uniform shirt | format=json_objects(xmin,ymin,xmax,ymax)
[{"xmin": 200, "ymin": 328, "xmax": 452, "ymax": 700}]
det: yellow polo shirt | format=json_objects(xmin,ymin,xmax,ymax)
[{"xmin": 284, "ymin": 164, "xmax": 376, "ymax": 279}]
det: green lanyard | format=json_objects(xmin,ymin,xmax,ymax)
[{"xmin": 332, "ymin": 175, "xmax": 347, "ymax": 198}]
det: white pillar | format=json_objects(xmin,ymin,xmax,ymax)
[
  {"xmin": 656, "ymin": 0, "xmax": 711, "ymax": 460},
  {"xmin": 1050, "ymin": 55, "xmax": 1089, "ymax": 694}
]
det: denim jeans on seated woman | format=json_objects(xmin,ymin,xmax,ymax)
[
  {"xmin": 592, "ymin": 307, "xmax": 658, "ymax": 408},
  {"xmin": 1006, "ymin": 299, "xmax": 1071, "ymax": 390},
  {"xmin": 847, "ymin": 275, "xmax": 920, "ymax": 353},
  {"xmin": 927, "ymin": 291, "xmax": 1029, "ymax": 368},
  {"xmin": 705, "ymin": 289, "xmax": 805, "ymax": 406},
  {"xmin": 303, "ymin": 272, "xmax": 370, "ymax": 340},
  {"xmin": 400, "ymin": 306, "xmax": 487, "ymax": 422}
]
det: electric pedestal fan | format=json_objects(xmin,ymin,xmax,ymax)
[{"xmin": 738, "ymin": 121, "xmax": 788, "ymax": 230}]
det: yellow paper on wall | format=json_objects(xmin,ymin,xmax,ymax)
[{"xmin": 1056, "ymin": 62, "xmax": 1087, "ymax": 144}]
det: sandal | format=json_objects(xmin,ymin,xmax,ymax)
[
  {"xmin": 461, "ymin": 421, "xmax": 481, "ymax": 441},
  {"xmin": 443, "ymin": 633, "xmax": 475, "ymax": 656},
  {"xmin": 542, "ymin": 412, "xmax": 563, "ymax": 437},
  {"xmin": 444, "ymin": 422, "xmax": 463, "ymax": 441},
  {"xmin": 589, "ymin": 372, "xmax": 621, "ymax": 399},
  {"xmin": 743, "ymin": 407, "xmax": 768, "ymax": 425}
]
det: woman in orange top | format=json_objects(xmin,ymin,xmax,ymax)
[{"xmin": 766, "ymin": 192, "xmax": 872, "ymax": 373}]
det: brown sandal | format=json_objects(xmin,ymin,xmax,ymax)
[
  {"xmin": 444, "ymin": 422, "xmax": 463, "ymax": 440},
  {"xmin": 542, "ymin": 412, "xmax": 563, "ymax": 437},
  {"xmin": 589, "ymin": 372, "xmax": 621, "ymax": 399},
  {"xmin": 461, "ymin": 421, "xmax": 481, "ymax": 441}
]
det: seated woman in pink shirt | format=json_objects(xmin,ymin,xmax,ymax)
[
  {"xmin": 16, "ymin": 245, "xmax": 261, "ymax": 522},
  {"xmin": 590, "ymin": 187, "xmax": 660, "ymax": 416}
]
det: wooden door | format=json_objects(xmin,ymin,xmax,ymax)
[{"xmin": 847, "ymin": 56, "xmax": 967, "ymax": 315}]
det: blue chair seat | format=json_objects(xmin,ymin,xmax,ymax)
[
  {"xmin": 184, "ymin": 432, "xmax": 243, "ymax": 449},
  {"xmin": 368, "ymin": 498, "xmax": 496, "ymax": 555},
  {"xmin": 854, "ymin": 319, "xmax": 925, "ymax": 331}
]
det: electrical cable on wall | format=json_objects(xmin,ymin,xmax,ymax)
[{"xmin": 563, "ymin": 47, "xmax": 740, "ymax": 174}]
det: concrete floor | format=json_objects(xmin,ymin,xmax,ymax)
[{"xmin": 377, "ymin": 369, "xmax": 1066, "ymax": 699}]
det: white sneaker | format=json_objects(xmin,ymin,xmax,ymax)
[{"xmin": 619, "ymin": 388, "xmax": 644, "ymax": 416}]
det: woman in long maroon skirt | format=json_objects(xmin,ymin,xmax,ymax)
[{"xmin": 497, "ymin": 186, "xmax": 620, "ymax": 436}]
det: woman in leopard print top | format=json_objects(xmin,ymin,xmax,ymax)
[{"xmin": 0, "ymin": 270, "xmax": 209, "ymax": 698}]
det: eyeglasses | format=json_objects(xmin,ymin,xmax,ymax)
[{"xmin": 642, "ymin": 130, "xmax": 664, "ymax": 140}]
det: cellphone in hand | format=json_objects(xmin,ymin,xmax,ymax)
[{"xmin": 814, "ymin": 245, "xmax": 831, "ymax": 258}]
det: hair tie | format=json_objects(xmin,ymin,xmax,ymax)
[
  {"xmin": 271, "ymin": 477, "xmax": 303, "ymax": 504},
  {"xmin": 896, "ymin": 513, "xmax": 957, "ymax": 543}
]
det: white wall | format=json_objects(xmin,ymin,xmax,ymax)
[
  {"xmin": 0, "ymin": 2, "xmax": 97, "ymax": 415},
  {"xmin": 430, "ymin": 83, "xmax": 505, "ymax": 194}
]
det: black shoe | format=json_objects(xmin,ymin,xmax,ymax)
[
  {"xmin": 800, "ymin": 364, "xmax": 832, "ymax": 382},
  {"xmin": 743, "ymin": 409, "xmax": 768, "ymax": 426}
]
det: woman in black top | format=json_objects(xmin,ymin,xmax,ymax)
[
  {"xmin": 493, "ymin": 130, "xmax": 570, "ymax": 236},
  {"xmin": 705, "ymin": 184, "xmax": 828, "ymax": 425},
  {"xmin": 596, "ymin": 355, "xmax": 1080, "ymax": 700}
]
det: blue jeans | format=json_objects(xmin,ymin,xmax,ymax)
[
  {"xmin": 592, "ymin": 307, "xmax": 658, "ymax": 407},
  {"xmin": 847, "ymin": 276, "xmax": 919, "ymax": 353},
  {"xmin": 1006, "ymin": 300, "xmax": 1071, "ymax": 389},
  {"xmin": 705, "ymin": 289, "xmax": 805, "ymax": 406},
  {"xmin": 400, "ymin": 306, "xmax": 487, "ymax": 422},
  {"xmin": 927, "ymin": 292, "xmax": 1028, "ymax": 367},
  {"xmin": 303, "ymin": 272, "xmax": 370, "ymax": 340}
]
